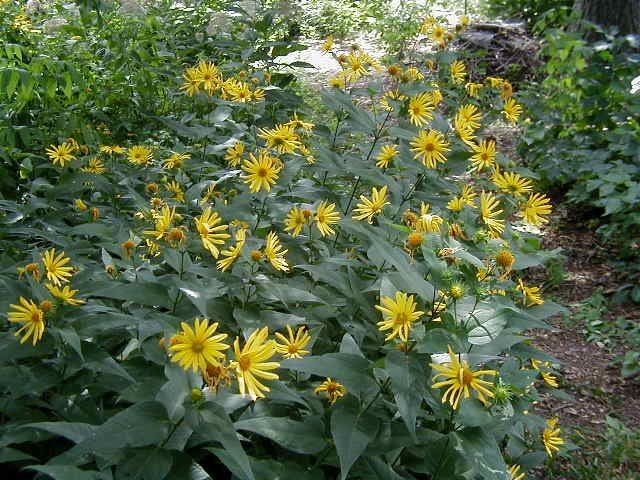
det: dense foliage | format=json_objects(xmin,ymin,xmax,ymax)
[
  {"xmin": 0, "ymin": 0, "xmax": 306, "ymax": 197},
  {"xmin": 483, "ymin": 0, "xmax": 573, "ymax": 29},
  {"xmin": 520, "ymin": 29, "xmax": 640, "ymax": 301},
  {"xmin": 1, "ymin": 2, "xmax": 569, "ymax": 480}
]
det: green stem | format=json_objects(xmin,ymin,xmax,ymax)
[
  {"xmin": 171, "ymin": 250, "xmax": 186, "ymax": 314},
  {"xmin": 253, "ymin": 195, "xmax": 268, "ymax": 233},
  {"xmin": 332, "ymin": 174, "xmax": 361, "ymax": 249},
  {"xmin": 432, "ymin": 434, "xmax": 451, "ymax": 480},
  {"xmin": 160, "ymin": 417, "xmax": 184, "ymax": 449},
  {"xmin": 394, "ymin": 173, "xmax": 425, "ymax": 219},
  {"xmin": 343, "ymin": 176, "xmax": 361, "ymax": 215},
  {"xmin": 361, "ymin": 377, "xmax": 390, "ymax": 416}
]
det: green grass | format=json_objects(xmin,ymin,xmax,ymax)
[
  {"xmin": 544, "ymin": 417, "xmax": 640, "ymax": 479},
  {"xmin": 567, "ymin": 291, "xmax": 640, "ymax": 379}
]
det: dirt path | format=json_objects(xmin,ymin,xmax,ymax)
[
  {"xmin": 532, "ymin": 207, "xmax": 640, "ymax": 431},
  {"xmin": 274, "ymin": 2, "xmax": 476, "ymax": 88}
]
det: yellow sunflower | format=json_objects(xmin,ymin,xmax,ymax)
[
  {"xmin": 410, "ymin": 129, "xmax": 450, "ymax": 168},
  {"xmin": 45, "ymin": 143, "xmax": 76, "ymax": 167},
  {"xmin": 144, "ymin": 205, "xmax": 178, "ymax": 241},
  {"xmin": 46, "ymin": 284, "xmax": 85, "ymax": 306},
  {"xmin": 376, "ymin": 144, "xmax": 398, "ymax": 168},
  {"xmin": 466, "ymin": 82, "xmax": 483, "ymax": 98},
  {"xmin": 352, "ymin": 185, "xmax": 390, "ymax": 223},
  {"xmin": 275, "ymin": 325, "xmax": 311, "ymax": 359},
  {"xmin": 415, "ymin": 202, "xmax": 444, "ymax": 233},
  {"xmin": 508, "ymin": 464, "xmax": 525, "ymax": 480},
  {"xmin": 469, "ymin": 139, "xmax": 497, "ymax": 172},
  {"xmin": 8, "ymin": 297, "xmax": 46, "ymax": 345},
  {"xmin": 196, "ymin": 60, "xmax": 222, "ymax": 94},
  {"xmin": 450, "ymin": 60, "xmax": 467, "ymax": 84},
  {"xmin": 542, "ymin": 418, "xmax": 565, "ymax": 457},
  {"xmin": 519, "ymin": 193, "xmax": 552, "ymax": 226},
  {"xmin": 169, "ymin": 318, "xmax": 230, "ymax": 373},
  {"xmin": 42, "ymin": 248, "xmax": 74, "ymax": 286},
  {"xmin": 165, "ymin": 180, "xmax": 185, "ymax": 202},
  {"xmin": 80, "ymin": 158, "xmax": 106, "ymax": 174},
  {"xmin": 284, "ymin": 206, "xmax": 311, "ymax": 237},
  {"xmin": 194, "ymin": 207, "xmax": 230, "ymax": 258},
  {"xmin": 315, "ymin": 201, "xmax": 341, "ymax": 237},
  {"xmin": 503, "ymin": 98, "xmax": 523, "ymax": 124},
  {"xmin": 321, "ymin": 36, "xmax": 334, "ymax": 52},
  {"xmin": 180, "ymin": 66, "xmax": 201, "ymax": 96},
  {"xmin": 376, "ymin": 291, "xmax": 424, "ymax": 342},
  {"xmin": 232, "ymin": 327, "xmax": 280, "ymax": 400},
  {"xmin": 492, "ymin": 170, "xmax": 533, "ymax": 196},
  {"xmin": 431, "ymin": 346, "xmax": 497, "ymax": 409},
  {"xmin": 258, "ymin": 124, "xmax": 301, "ymax": 154},
  {"xmin": 455, "ymin": 104, "xmax": 482, "ymax": 131},
  {"xmin": 164, "ymin": 152, "xmax": 190, "ymax": 169},
  {"xmin": 315, "ymin": 378, "xmax": 347, "ymax": 404},
  {"xmin": 479, "ymin": 191, "xmax": 505, "ymax": 236},
  {"xmin": 407, "ymin": 92, "xmax": 435, "ymax": 127},
  {"xmin": 225, "ymin": 141, "xmax": 245, "ymax": 167},
  {"xmin": 263, "ymin": 231, "xmax": 289, "ymax": 272},
  {"xmin": 516, "ymin": 279, "xmax": 544, "ymax": 307},
  {"xmin": 217, "ymin": 228, "xmax": 247, "ymax": 272},
  {"xmin": 127, "ymin": 145, "xmax": 153, "ymax": 166},
  {"xmin": 242, "ymin": 151, "xmax": 282, "ymax": 193}
]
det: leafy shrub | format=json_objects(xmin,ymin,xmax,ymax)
[
  {"xmin": 0, "ymin": 0, "xmax": 306, "ymax": 199},
  {"xmin": 285, "ymin": 0, "xmax": 386, "ymax": 39},
  {"xmin": 484, "ymin": 0, "xmax": 573, "ymax": 29},
  {"xmin": 548, "ymin": 416, "xmax": 640, "ymax": 479},
  {"xmin": 520, "ymin": 29, "xmax": 640, "ymax": 299},
  {"xmin": 1, "ymin": 4, "xmax": 568, "ymax": 480}
]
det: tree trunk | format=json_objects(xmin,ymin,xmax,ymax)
[{"xmin": 573, "ymin": 0, "xmax": 640, "ymax": 35}]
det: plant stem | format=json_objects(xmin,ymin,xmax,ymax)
[
  {"xmin": 171, "ymin": 250, "xmax": 186, "ymax": 314},
  {"xmin": 253, "ymin": 195, "xmax": 268, "ymax": 232},
  {"xmin": 394, "ymin": 173, "xmax": 425, "ymax": 219}
]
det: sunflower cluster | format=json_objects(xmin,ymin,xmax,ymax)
[
  {"xmin": 180, "ymin": 59, "xmax": 265, "ymax": 102},
  {"xmin": 322, "ymin": 44, "xmax": 383, "ymax": 88},
  {"xmin": 167, "ymin": 320, "xmax": 312, "ymax": 400},
  {"xmin": 9, "ymin": 249, "xmax": 84, "ymax": 345}
]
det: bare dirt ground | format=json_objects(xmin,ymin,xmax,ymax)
[{"xmin": 532, "ymin": 206, "xmax": 640, "ymax": 432}]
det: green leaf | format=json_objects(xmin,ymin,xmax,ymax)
[
  {"xmin": 116, "ymin": 447, "xmax": 174, "ymax": 480},
  {"xmin": 331, "ymin": 397, "xmax": 380, "ymax": 480},
  {"xmin": 0, "ymin": 447, "xmax": 36, "ymax": 463},
  {"xmin": 234, "ymin": 307, "xmax": 306, "ymax": 331},
  {"xmin": 455, "ymin": 427, "xmax": 509, "ymax": 480},
  {"xmin": 178, "ymin": 278, "xmax": 226, "ymax": 317},
  {"xmin": 346, "ymin": 221, "xmax": 434, "ymax": 300},
  {"xmin": 282, "ymin": 353, "xmax": 375, "ymax": 395},
  {"xmin": 361, "ymin": 457, "xmax": 407, "ymax": 480},
  {"xmin": 234, "ymin": 416, "xmax": 326, "ymax": 454},
  {"xmin": 156, "ymin": 363, "xmax": 199, "ymax": 422},
  {"xmin": 457, "ymin": 400, "xmax": 494, "ymax": 428},
  {"xmin": 89, "ymin": 281, "xmax": 172, "ymax": 308},
  {"xmin": 27, "ymin": 465, "xmax": 107, "ymax": 480},
  {"xmin": 456, "ymin": 299, "xmax": 507, "ymax": 345},
  {"xmin": 525, "ymin": 301, "xmax": 568, "ymax": 320},
  {"xmin": 21, "ymin": 422, "xmax": 95, "ymax": 443},
  {"xmin": 74, "ymin": 401, "xmax": 170, "ymax": 457},
  {"xmin": 84, "ymin": 344, "xmax": 136, "ymax": 383},
  {"xmin": 385, "ymin": 350, "xmax": 426, "ymax": 436},
  {"xmin": 55, "ymin": 327, "xmax": 83, "ymax": 360},
  {"xmin": 199, "ymin": 402, "xmax": 255, "ymax": 480},
  {"xmin": 256, "ymin": 277, "xmax": 324, "ymax": 307}
]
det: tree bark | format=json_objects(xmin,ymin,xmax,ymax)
[{"xmin": 573, "ymin": 0, "xmax": 640, "ymax": 35}]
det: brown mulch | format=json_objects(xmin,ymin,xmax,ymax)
[{"xmin": 530, "ymin": 205, "xmax": 640, "ymax": 431}]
